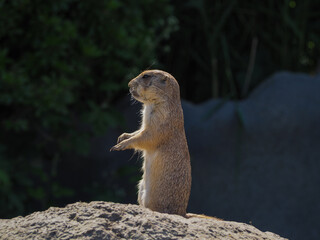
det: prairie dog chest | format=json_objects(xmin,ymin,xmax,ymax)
[
  {"xmin": 142, "ymin": 104, "xmax": 168, "ymax": 129},
  {"xmin": 142, "ymin": 104, "xmax": 159, "ymax": 129},
  {"xmin": 142, "ymin": 104, "xmax": 154, "ymax": 125}
]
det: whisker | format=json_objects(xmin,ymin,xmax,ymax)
[
  {"xmin": 130, "ymin": 97, "xmax": 138, "ymax": 105},
  {"xmin": 145, "ymin": 61, "xmax": 156, "ymax": 71},
  {"xmin": 128, "ymin": 150, "xmax": 139, "ymax": 161}
]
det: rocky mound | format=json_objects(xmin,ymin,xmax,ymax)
[{"xmin": 0, "ymin": 201, "xmax": 287, "ymax": 239}]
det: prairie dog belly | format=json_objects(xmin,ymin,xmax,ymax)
[{"xmin": 141, "ymin": 150, "xmax": 159, "ymax": 207}]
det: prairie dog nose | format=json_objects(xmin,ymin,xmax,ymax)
[{"xmin": 128, "ymin": 79, "xmax": 137, "ymax": 89}]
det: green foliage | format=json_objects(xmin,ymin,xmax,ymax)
[
  {"xmin": 164, "ymin": 0, "xmax": 320, "ymax": 102},
  {"xmin": 0, "ymin": 0, "xmax": 176, "ymax": 218}
]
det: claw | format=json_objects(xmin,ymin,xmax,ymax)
[
  {"xmin": 110, "ymin": 140, "xmax": 127, "ymax": 152},
  {"xmin": 110, "ymin": 144, "xmax": 119, "ymax": 152}
]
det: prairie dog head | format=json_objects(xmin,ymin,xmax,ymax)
[{"xmin": 128, "ymin": 70, "xmax": 180, "ymax": 104}]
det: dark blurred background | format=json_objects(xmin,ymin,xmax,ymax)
[{"xmin": 0, "ymin": 0, "xmax": 319, "ymax": 237}]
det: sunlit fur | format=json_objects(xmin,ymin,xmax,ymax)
[{"xmin": 111, "ymin": 70, "xmax": 191, "ymax": 216}]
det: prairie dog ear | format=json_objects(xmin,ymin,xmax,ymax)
[{"xmin": 160, "ymin": 75, "xmax": 168, "ymax": 84}]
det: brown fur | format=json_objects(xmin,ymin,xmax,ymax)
[
  {"xmin": 110, "ymin": 70, "xmax": 191, "ymax": 216},
  {"xmin": 186, "ymin": 213, "xmax": 222, "ymax": 221}
]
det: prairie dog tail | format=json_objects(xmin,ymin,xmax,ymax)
[{"xmin": 186, "ymin": 213, "xmax": 222, "ymax": 221}]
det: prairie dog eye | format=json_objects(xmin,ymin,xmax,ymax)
[{"xmin": 142, "ymin": 74, "xmax": 151, "ymax": 79}]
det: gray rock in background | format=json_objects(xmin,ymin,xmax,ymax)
[
  {"xmin": 98, "ymin": 71, "xmax": 320, "ymax": 240},
  {"xmin": 184, "ymin": 72, "xmax": 320, "ymax": 240}
]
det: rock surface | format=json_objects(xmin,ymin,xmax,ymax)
[{"xmin": 0, "ymin": 201, "xmax": 287, "ymax": 240}]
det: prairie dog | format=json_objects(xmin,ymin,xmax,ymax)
[{"xmin": 110, "ymin": 70, "xmax": 191, "ymax": 216}]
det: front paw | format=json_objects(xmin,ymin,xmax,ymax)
[
  {"xmin": 117, "ymin": 133, "xmax": 131, "ymax": 144},
  {"xmin": 110, "ymin": 139, "xmax": 129, "ymax": 152}
]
